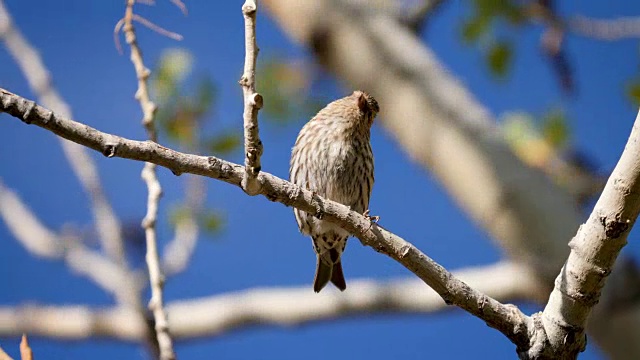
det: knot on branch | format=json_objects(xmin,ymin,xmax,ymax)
[
  {"xmin": 142, "ymin": 216, "xmax": 156, "ymax": 229},
  {"xmin": 220, "ymin": 163, "xmax": 235, "ymax": 178},
  {"xmin": 241, "ymin": 174, "xmax": 261, "ymax": 196},
  {"xmin": 282, "ymin": 184, "xmax": 301, "ymax": 207},
  {"xmin": 102, "ymin": 143, "xmax": 118, "ymax": 158},
  {"xmin": 208, "ymin": 156, "xmax": 221, "ymax": 169},
  {"xmin": 250, "ymin": 93, "xmax": 264, "ymax": 109},
  {"xmin": 238, "ymin": 75, "xmax": 250, "ymax": 87},
  {"xmin": 519, "ymin": 313, "xmax": 549, "ymax": 359},
  {"xmin": 242, "ymin": 1, "xmax": 257, "ymax": 15},
  {"xmin": 600, "ymin": 215, "xmax": 630, "ymax": 239},
  {"xmin": 21, "ymin": 99, "xmax": 35, "ymax": 124},
  {"xmin": 43, "ymin": 110, "xmax": 54, "ymax": 124},
  {"xmin": 522, "ymin": 313, "xmax": 587, "ymax": 359}
]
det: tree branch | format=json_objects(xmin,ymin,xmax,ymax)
[
  {"xmin": 19, "ymin": 335, "xmax": 32, "ymax": 360},
  {"xmin": 0, "ymin": 262, "xmax": 539, "ymax": 340},
  {"xmin": 162, "ymin": 175, "xmax": 203, "ymax": 276},
  {"xmin": 0, "ymin": 345, "xmax": 11, "ymax": 360},
  {"xmin": 570, "ymin": 15, "xmax": 640, "ymax": 41},
  {"xmin": 122, "ymin": 1, "xmax": 174, "ymax": 359},
  {"xmin": 239, "ymin": 0, "xmax": 264, "ymax": 195},
  {"xmin": 0, "ymin": 0, "xmax": 126, "ymax": 266},
  {"xmin": 528, "ymin": 112, "xmax": 640, "ymax": 358},
  {"xmin": 0, "ymin": 179, "xmax": 143, "ymax": 306},
  {"xmin": 0, "ymin": 88, "xmax": 533, "ymax": 351}
]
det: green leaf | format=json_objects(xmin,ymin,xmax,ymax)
[
  {"xmin": 461, "ymin": 16, "xmax": 490, "ymax": 44},
  {"xmin": 152, "ymin": 48, "xmax": 194, "ymax": 103},
  {"xmin": 200, "ymin": 210, "xmax": 225, "ymax": 234},
  {"xmin": 257, "ymin": 57, "xmax": 315, "ymax": 124},
  {"xmin": 486, "ymin": 41, "xmax": 513, "ymax": 78},
  {"xmin": 193, "ymin": 77, "xmax": 217, "ymax": 118},
  {"xmin": 474, "ymin": 0, "xmax": 524, "ymax": 23},
  {"xmin": 627, "ymin": 80, "xmax": 640, "ymax": 106},
  {"xmin": 207, "ymin": 132, "xmax": 241, "ymax": 155},
  {"xmin": 502, "ymin": 111, "xmax": 537, "ymax": 147},
  {"xmin": 169, "ymin": 206, "xmax": 192, "ymax": 227},
  {"xmin": 542, "ymin": 109, "xmax": 569, "ymax": 149}
]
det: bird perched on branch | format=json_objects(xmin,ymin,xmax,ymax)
[{"xmin": 290, "ymin": 90, "xmax": 378, "ymax": 292}]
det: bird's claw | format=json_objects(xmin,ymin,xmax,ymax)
[
  {"xmin": 363, "ymin": 209, "xmax": 380, "ymax": 230},
  {"xmin": 312, "ymin": 190, "xmax": 324, "ymax": 219},
  {"xmin": 363, "ymin": 209, "xmax": 379, "ymax": 222}
]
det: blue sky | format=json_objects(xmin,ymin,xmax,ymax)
[{"xmin": 1, "ymin": 1, "xmax": 639, "ymax": 359}]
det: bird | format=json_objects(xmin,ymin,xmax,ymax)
[{"xmin": 289, "ymin": 90, "xmax": 378, "ymax": 292}]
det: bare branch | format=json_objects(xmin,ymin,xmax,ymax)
[
  {"xmin": 0, "ymin": 344, "xmax": 13, "ymax": 360},
  {"xmin": 0, "ymin": 88, "xmax": 533, "ymax": 350},
  {"xmin": 239, "ymin": 0, "xmax": 264, "ymax": 195},
  {"xmin": 0, "ymin": 0, "xmax": 126, "ymax": 266},
  {"xmin": 162, "ymin": 175, "xmax": 204, "ymax": 276},
  {"xmin": 0, "ymin": 180, "xmax": 143, "ymax": 306},
  {"xmin": 132, "ymin": 14, "xmax": 183, "ymax": 41},
  {"xmin": 0, "ymin": 179, "xmax": 63, "ymax": 258},
  {"xmin": 169, "ymin": 0, "xmax": 188, "ymax": 15},
  {"xmin": 571, "ymin": 15, "xmax": 640, "ymax": 41},
  {"xmin": 122, "ymin": 1, "xmax": 175, "ymax": 359},
  {"xmin": 0, "ymin": 262, "xmax": 539, "ymax": 340},
  {"xmin": 168, "ymin": 262, "xmax": 539, "ymax": 338},
  {"xmin": 19, "ymin": 335, "xmax": 32, "ymax": 360},
  {"xmin": 0, "ymin": 305, "xmax": 147, "ymax": 341},
  {"xmin": 527, "ymin": 112, "xmax": 640, "ymax": 358}
]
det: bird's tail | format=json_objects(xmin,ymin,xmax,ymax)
[
  {"xmin": 330, "ymin": 261, "xmax": 346, "ymax": 291},
  {"xmin": 313, "ymin": 258, "xmax": 347, "ymax": 293},
  {"xmin": 313, "ymin": 258, "xmax": 332, "ymax": 293},
  {"xmin": 313, "ymin": 241, "xmax": 347, "ymax": 292}
]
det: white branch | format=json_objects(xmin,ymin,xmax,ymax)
[
  {"xmin": 0, "ymin": 0, "xmax": 125, "ymax": 266},
  {"xmin": 162, "ymin": 175, "xmax": 203, "ymax": 276},
  {"xmin": 0, "ymin": 262, "xmax": 538, "ymax": 340},
  {"xmin": 571, "ymin": 15, "xmax": 640, "ymax": 41},
  {"xmin": 168, "ymin": 262, "xmax": 539, "ymax": 338},
  {"xmin": 532, "ymin": 111, "xmax": 640, "ymax": 358},
  {"xmin": 239, "ymin": 0, "xmax": 264, "ymax": 195},
  {"xmin": 0, "ymin": 180, "xmax": 143, "ymax": 306}
]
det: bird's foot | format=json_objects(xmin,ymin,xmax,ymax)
[
  {"xmin": 363, "ymin": 209, "xmax": 380, "ymax": 229},
  {"xmin": 311, "ymin": 190, "xmax": 324, "ymax": 219}
]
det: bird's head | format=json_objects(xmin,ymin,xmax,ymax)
[{"xmin": 353, "ymin": 90, "xmax": 379, "ymax": 127}]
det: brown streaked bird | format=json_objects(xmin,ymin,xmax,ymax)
[{"xmin": 290, "ymin": 90, "xmax": 378, "ymax": 292}]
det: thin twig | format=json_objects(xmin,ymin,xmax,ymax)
[
  {"xmin": 133, "ymin": 14, "xmax": 183, "ymax": 41},
  {"xmin": 0, "ymin": 88, "xmax": 534, "ymax": 350},
  {"xmin": 122, "ymin": 1, "xmax": 175, "ymax": 359},
  {"xmin": 571, "ymin": 15, "xmax": 640, "ymax": 40},
  {"xmin": 169, "ymin": 0, "xmax": 188, "ymax": 15},
  {"xmin": 239, "ymin": 0, "xmax": 264, "ymax": 195},
  {"xmin": 19, "ymin": 335, "xmax": 32, "ymax": 360}
]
